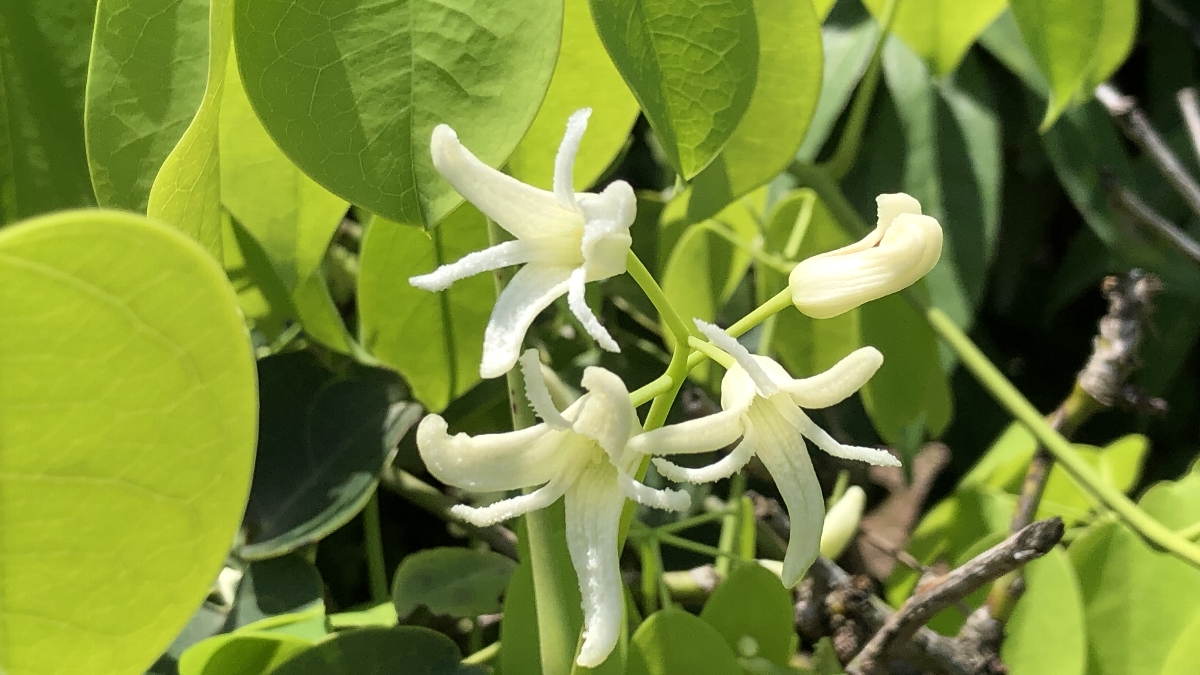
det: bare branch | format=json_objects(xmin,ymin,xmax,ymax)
[
  {"xmin": 1105, "ymin": 176, "xmax": 1200, "ymax": 270},
  {"xmin": 1177, "ymin": 88, "xmax": 1200, "ymax": 166},
  {"xmin": 1149, "ymin": 0, "xmax": 1200, "ymax": 51},
  {"xmin": 846, "ymin": 518, "xmax": 1065, "ymax": 675},
  {"xmin": 1095, "ymin": 82, "xmax": 1200, "ymax": 221},
  {"xmin": 379, "ymin": 467, "xmax": 520, "ymax": 559}
]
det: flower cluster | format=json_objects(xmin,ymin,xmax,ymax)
[{"xmin": 409, "ymin": 110, "xmax": 943, "ymax": 667}]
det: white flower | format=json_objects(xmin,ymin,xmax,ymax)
[
  {"xmin": 819, "ymin": 485, "xmax": 866, "ymax": 560},
  {"xmin": 629, "ymin": 321, "xmax": 899, "ymax": 586},
  {"xmin": 410, "ymin": 109, "xmax": 635, "ymax": 378},
  {"xmin": 789, "ymin": 193, "xmax": 943, "ymax": 319},
  {"xmin": 416, "ymin": 350, "xmax": 689, "ymax": 667}
]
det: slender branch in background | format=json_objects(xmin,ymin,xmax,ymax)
[
  {"xmin": 1103, "ymin": 173, "xmax": 1200, "ymax": 270},
  {"xmin": 1150, "ymin": 0, "xmax": 1200, "ymax": 50},
  {"xmin": 1094, "ymin": 82, "xmax": 1200, "ymax": 220},
  {"xmin": 846, "ymin": 518, "xmax": 1065, "ymax": 675},
  {"xmin": 1177, "ymin": 88, "xmax": 1200, "ymax": 165},
  {"xmin": 379, "ymin": 467, "xmax": 519, "ymax": 560}
]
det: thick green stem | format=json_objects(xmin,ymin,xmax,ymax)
[
  {"xmin": 362, "ymin": 491, "xmax": 389, "ymax": 603},
  {"xmin": 927, "ymin": 308, "xmax": 1200, "ymax": 569}
]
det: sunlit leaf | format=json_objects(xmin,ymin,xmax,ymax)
[
  {"xmin": 358, "ymin": 205, "xmax": 493, "ymax": 412},
  {"xmin": 85, "ymin": 0, "xmax": 210, "ymax": 211},
  {"xmin": 862, "ymin": 0, "xmax": 1005, "ymax": 75},
  {"xmin": 0, "ymin": 210, "xmax": 257, "ymax": 675},
  {"xmin": 507, "ymin": 0, "xmax": 639, "ymax": 191},
  {"xmin": 233, "ymin": 0, "xmax": 561, "ymax": 226},
  {"xmin": 688, "ymin": 0, "xmax": 822, "ymax": 220},
  {"xmin": 0, "ymin": 0, "xmax": 96, "ymax": 224},
  {"xmin": 590, "ymin": 0, "xmax": 759, "ymax": 179},
  {"xmin": 1003, "ymin": 547, "xmax": 1087, "ymax": 675},
  {"xmin": 1162, "ymin": 612, "xmax": 1200, "ymax": 675},
  {"xmin": 146, "ymin": 0, "xmax": 232, "ymax": 258},
  {"xmin": 179, "ymin": 634, "xmax": 312, "ymax": 675}
]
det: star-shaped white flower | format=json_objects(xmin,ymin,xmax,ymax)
[
  {"xmin": 410, "ymin": 109, "xmax": 635, "ymax": 378},
  {"xmin": 790, "ymin": 193, "xmax": 942, "ymax": 319},
  {"xmin": 416, "ymin": 351, "xmax": 689, "ymax": 667},
  {"xmin": 629, "ymin": 320, "xmax": 900, "ymax": 586}
]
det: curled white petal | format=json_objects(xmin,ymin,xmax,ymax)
[
  {"xmin": 694, "ymin": 319, "xmax": 779, "ymax": 396},
  {"xmin": 568, "ymin": 267, "xmax": 620, "ymax": 352},
  {"xmin": 409, "ymin": 240, "xmax": 531, "ymax": 292},
  {"xmin": 554, "ymin": 108, "xmax": 591, "ymax": 211},
  {"xmin": 789, "ymin": 192, "xmax": 942, "ymax": 319},
  {"xmin": 571, "ymin": 367, "xmax": 637, "ymax": 464},
  {"xmin": 416, "ymin": 415, "xmax": 559, "ymax": 491},
  {"xmin": 450, "ymin": 468, "xmax": 577, "ymax": 527},
  {"xmin": 519, "ymin": 349, "xmax": 570, "ymax": 429},
  {"xmin": 820, "ymin": 486, "xmax": 866, "ymax": 559},
  {"xmin": 617, "ymin": 472, "xmax": 691, "ymax": 511},
  {"xmin": 480, "ymin": 264, "xmax": 574, "ymax": 379},
  {"xmin": 783, "ymin": 347, "xmax": 884, "ymax": 409},
  {"xmin": 628, "ymin": 406, "xmax": 747, "ymax": 457},
  {"xmin": 565, "ymin": 465, "xmax": 627, "ymax": 668},
  {"xmin": 652, "ymin": 431, "xmax": 756, "ymax": 483},
  {"xmin": 578, "ymin": 181, "xmax": 635, "ymax": 281},
  {"xmin": 430, "ymin": 124, "xmax": 579, "ymax": 239}
]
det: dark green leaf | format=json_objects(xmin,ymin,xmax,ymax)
[
  {"xmin": 268, "ymin": 627, "xmax": 483, "ymax": 675},
  {"xmin": 239, "ymin": 352, "xmax": 395, "ymax": 560},
  {"xmin": 226, "ymin": 554, "xmax": 325, "ymax": 631},
  {"xmin": 590, "ymin": 0, "xmax": 759, "ymax": 179},
  {"xmin": 392, "ymin": 548, "xmax": 517, "ymax": 619},
  {"xmin": 797, "ymin": 3, "xmax": 876, "ymax": 162},
  {"xmin": 233, "ymin": 0, "xmax": 561, "ymax": 225},
  {"xmin": 627, "ymin": 608, "xmax": 742, "ymax": 675}
]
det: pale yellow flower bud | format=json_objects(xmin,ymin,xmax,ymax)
[
  {"xmin": 789, "ymin": 193, "xmax": 943, "ymax": 319},
  {"xmin": 819, "ymin": 486, "xmax": 866, "ymax": 560}
]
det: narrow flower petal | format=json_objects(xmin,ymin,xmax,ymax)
[
  {"xmin": 409, "ymin": 240, "xmax": 531, "ymax": 292},
  {"xmin": 564, "ymin": 464, "xmax": 627, "ymax": 668},
  {"xmin": 554, "ymin": 108, "xmax": 591, "ymax": 211},
  {"xmin": 782, "ymin": 347, "xmax": 883, "ymax": 409},
  {"xmin": 519, "ymin": 349, "xmax": 570, "ymax": 429},
  {"xmin": 695, "ymin": 320, "xmax": 780, "ymax": 396},
  {"xmin": 480, "ymin": 264, "xmax": 574, "ymax": 379},
  {"xmin": 430, "ymin": 124, "xmax": 580, "ymax": 239},
  {"xmin": 775, "ymin": 401, "xmax": 900, "ymax": 467},
  {"xmin": 571, "ymin": 366, "xmax": 637, "ymax": 465},
  {"xmin": 628, "ymin": 407, "xmax": 747, "ymax": 456},
  {"xmin": 617, "ymin": 472, "xmax": 691, "ymax": 511},
  {"xmin": 652, "ymin": 430, "xmax": 756, "ymax": 483},
  {"xmin": 747, "ymin": 401, "xmax": 825, "ymax": 586},
  {"xmin": 568, "ymin": 267, "xmax": 620, "ymax": 352},
  {"xmin": 755, "ymin": 435, "xmax": 825, "ymax": 587},
  {"xmin": 450, "ymin": 465, "xmax": 580, "ymax": 527},
  {"xmin": 416, "ymin": 415, "xmax": 560, "ymax": 491}
]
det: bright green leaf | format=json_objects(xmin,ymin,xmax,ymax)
[
  {"xmin": 862, "ymin": 0, "xmax": 1005, "ymax": 75},
  {"xmin": 179, "ymin": 633, "xmax": 312, "ymax": 675},
  {"xmin": 627, "ymin": 608, "xmax": 742, "ymax": 675},
  {"xmin": 1083, "ymin": 0, "xmax": 1138, "ymax": 92},
  {"xmin": 268, "ymin": 627, "xmax": 483, "ymax": 675},
  {"xmin": 590, "ymin": 0, "xmax": 759, "ymax": 179},
  {"xmin": 1161, "ymin": 612, "xmax": 1200, "ymax": 675},
  {"xmin": 233, "ymin": 0, "xmax": 561, "ymax": 226},
  {"xmin": 0, "ymin": 0, "xmax": 97, "ymax": 224},
  {"xmin": 507, "ymin": 0, "xmax": 639, "ymax": 191},
  {"xmin": 85, "ymin": 0, "xmax": 210, "ymax": 211},
  {"xmin": 699, "ymin": 564, "xmax": 795, "ymax": 666},
  {"xmin": 812, "ymin": 0, "xmax": 837, "ymax": 22},
  {"xmin": 797, "ymin": 4, "xmax": 877, "ymax": 162},
  {"xmin": 1003, "ymin": 547, "xmax": 1087, "ymax": 675},
  {"xmin": 358, "ymin": 206, "xmax": 493, "ymax": 412},
  {"xmin": 1008, "ymin": 0, "xmax": 1104, "ymax": 129},
  {"xmin": 1070, "ymin": 475, "xmax": 1200, "ymax": 675},
  {"xmin": 327, "ymin": 603, "xmax": 399, "ymax": 630},
  {"xmin": 239, "ymin": 353, "xmax": 395, "ymax": 560},
  {"xmin": 960, "ymin": 422, "xmax": 1038, "ymax": 492},
  {"xmin": 223, "ymin": 214, "xmax": 296, "ymax": 345},
  {"xmin": 0, "ymin": 210, "xmax": 257, "ymax": 675},
  {"xmin": 218, "ymin": 51, "xmax": 354, "ymax": 353},
  {"xmin": 859, "ymin": 293, "xmax": 953, "ymax": 445},
  {"xmin": 146, "ymin": 0, "xmax": 231, "ymax": 258},
  {"xmin": 392, "ymin": 547, "xmax": 517, "ymax": 619},
  {"xmin": 687, "ymin": 0, "xmax": 822, "ymax": 220}
]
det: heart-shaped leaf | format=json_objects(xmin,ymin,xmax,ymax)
[
  {"xmin": 392, "ymin": 548, "xmax": 517, "ymax": 619},
  {"xmin": 0, "ymin": 209, "xmax": 257, "ymax": 675},
  {"xmin": 232, "ymin": 0, "xmax": 561, "ymax": 226},
  {"xmin": 268, "ymin": 627, "xmax": 484, "ymax": 675}
]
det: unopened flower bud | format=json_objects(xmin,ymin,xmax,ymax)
[
  {"xmin": 789, "ymin": 193, "xmax": 942, "ymax": 319},
  {"xmin": 819, "ymin": 486, "xmax": 865, "ymax": 559}
]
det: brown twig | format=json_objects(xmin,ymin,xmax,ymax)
[
  {"xmin": 1104, "ymin": 175, "xmax": 1200, "ymax": 270},
  {"xmin": 846, "ymin": 518, "xmax": 1065, "ymax": 675},
  {"xmin": 1094, "ymin": 82, "xmax": 1200, "ymax": 221},
  {"xmin": 379, "ymin": 467, "xmax": 520, "ymax": 559}
]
